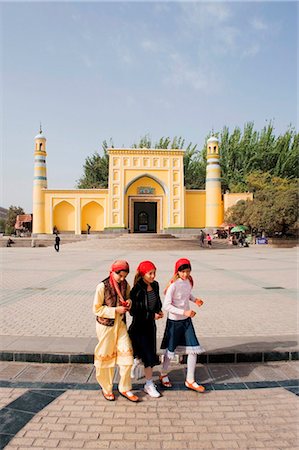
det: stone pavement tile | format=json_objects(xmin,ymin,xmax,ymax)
[
  {"xmin": 87, "ymin": 367, "xmax": 97, "ymax": 384},
  {"xmin": 7, "ymin": 388, "xmax": 299, "ymax": 450},
  {"xmin": 39, "ymin": 365, "xmax": 71, "ymax": 382},
  {"xmin": 0, "ymin": 362, "xmax": 28, "ymax": 380},
  {"xmin": 63, "ymin": 365, "xmax": 94, "ymax": 383},
  {"xmin": 0, "ymin": 387, "xmax": 27, "ymax": 408},
  {"xmin": 0, "ymin": 336, "xmax": 19, "ymax": 350},
  {"xmin": 230, "ymin": 362, "xmax": 283, "ymax": 382},
  {"xmin": 271, "ymin": 361, "xmax": 299, "ymax": 379},
  {"xmin": 14, "ymin": 364, "xmax": 49, "ymax": 381},
  {"xmin": 206, "ymin": 364, "xmax": 240, "ymax": 384}
]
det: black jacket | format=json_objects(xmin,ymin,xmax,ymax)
[{"xmin": 130, "ymin": 279, "xmax": 162, "ymax": 322}]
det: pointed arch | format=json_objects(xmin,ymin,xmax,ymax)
[
  {"xmin": 81, "ymin": 201, "xmax": 104, "ymax": 232},
  {"xmin": 124, "ymin": 173, "xmax": 169, "ymax": 195},
  {"xmin": 53, "ymin": 201, "xmax": 75, "ymax": 232}
]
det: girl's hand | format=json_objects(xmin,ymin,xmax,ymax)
[
  {"xmin": 184, "ymin": 310, "xmax": 196, "ymax": 318},
  {"xmin": 125, "ymin": 299, "xmax": 132, "ymax": 310},
  {"xmin": 116, "ymin": 305, "xmax": 128, "ymax": 314},
  {"xmin": 195, "ymin": 298, "xmax": 204, "ymax": 307},
  {"xmin": 155, "ymin": 312, "xmax": 164, "ymax": 320}
]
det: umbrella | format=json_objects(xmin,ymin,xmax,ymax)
[{"xmin": 230, "ymin": 225, "xmax": 248, "ymax": 233}]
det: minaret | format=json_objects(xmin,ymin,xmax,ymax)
[
  {"xmin": 32, "ymin": 126, "xmax": 47, "ymax": 234},
  {"xmin": 205, "ymin": 136, "xmax": 222, "ymax": 228}
]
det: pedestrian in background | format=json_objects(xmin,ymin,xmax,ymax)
[
  {"xmin": 206, "ymin": 233, "xmax": 212, "ymax": 248},
  {"xmin": 200, "ymin": 230, "xmax": 205, "ymax": 247},
  {"xmin": 129, "ymin": 260, "xmax": 163, "ymax": 398},
  {"xmin": 54, "ymin": 234, "xmax": 60, "ymax": 252}
]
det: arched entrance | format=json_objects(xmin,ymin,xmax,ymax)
[
  {"xmin": 53, "ymin": 201, "xmax": 75, "ymax": 232},
  {"xmin": 81, "ymin": 201, "xmax": 104, "ymax": 233},
  {"xmin": 134, "ymin": 202, "xmax": 157, "ymax": 233},
  {"xmin": 125, "ymin": 175, "xmax": 167, "ymax": 233}
]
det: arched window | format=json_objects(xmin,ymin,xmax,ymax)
[{"xmin": 39, "ymin": 143, "xmax": 43, "ymax": 150}]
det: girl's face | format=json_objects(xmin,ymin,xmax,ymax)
[
  {"xmin": 143, "ymin": 269, "xmax": 156, "ymax": 284},
  {"xmin": 113, "ymin": 270, "xmax": 128, "ymax": 283},
  {"xmin": 178, "ymin": 268, "xmax": 191, "ymax": 280}
]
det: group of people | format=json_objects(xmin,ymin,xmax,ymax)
[
  {"xmin": 93, "ymin": 257, "xmax": 205, "ymax": 402},
  {"xmin": 200, "ymin": 231, "xmax": 212, "ymax": 248}
]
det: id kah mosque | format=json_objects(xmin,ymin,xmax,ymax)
[{"xmin": 32, "ymin": 131, "xmax": 252, "ymax": 235}]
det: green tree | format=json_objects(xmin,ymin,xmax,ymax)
[
  {"xmin": 225, "ymin": 172, "xmax": 298, "ymax": 235},
  {"xmin": 77, "ymin": 135, "xmax": 206, "ymax": 189},
  {"xmin": 0, "ymin": 219, "xmax": 5, "ymax": 233},
  {"xmin": 77, "ymin": 140, "xmax": 110, "ymax": 189},
  {"xmin": 77, "ymin": 124, "xmax": 298, "ymax": 190},
  {"xmin": 5, "ymin": 205, "xmax": 25, "ymax": 235},
  {"xmin": 218, "ymin": 122, "xmax": 298, "ymax": 192},
  {"xmin": 224, "ymin": 200, "xmax": 248, "ymax": 225}
]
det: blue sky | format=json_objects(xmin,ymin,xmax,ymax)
[{"xmin": 1, "ymin": 1, "xmax": 297, "ymax": 212}]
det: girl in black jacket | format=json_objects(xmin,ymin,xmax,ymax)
[{"xmin": 129, "ymin": 260, "xmax": 163, "ymax": 398}]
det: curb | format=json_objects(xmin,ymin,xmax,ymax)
[{"xmin": 0, "ymin": 350, "xmax": 298, "ymax": 364}]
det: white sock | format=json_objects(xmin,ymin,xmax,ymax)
[
  {"xmin": 145, "ymin": 379, "xmax": 153, "ymax": 386},
  {"xmin": 162, "ymin": 354, "xmax": 170, "ymax": 374},
  {"xmin": 186, "ymin": 353, "xmax": 197, "ymax": 382}
]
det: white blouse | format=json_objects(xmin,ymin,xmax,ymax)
[{"xmin": 163, "ymin": 278, "xmax": 196, "ymax": 321}]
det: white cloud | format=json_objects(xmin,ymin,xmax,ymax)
[
  {"xmin": 218, "ymin": 26, "xmax": 240, "ymax": 51},
  {"xmin": 250, "ymin": 17, "xmax": 268, "ymax": 31},
  {"xmin": 81, "ymin": 54, "xmax": 93, "ymax": 68},
  {"xmin": 165, "ymin": 53, "xmax": 219, "ymax": 93},
  {"xmin": 242, "ymin": 43, "xmax": 260, "ymax": 58},
  {"xmin": 204, "ymin": 3, "xmax": 232, "ymax": 23},
  {"xmin": 110, "ymin": 36, "xmax": 134, "ymax": 65},
  {"xmin": 141, "ymin": 39, "xmax": 157, "ymax": 52},
  {"xmin": 180, "ymin": 2, "xmax": 232, "ymax": 30}
]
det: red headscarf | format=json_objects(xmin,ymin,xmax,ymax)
[
  {"xmin": 137, "ymin": 260, "xmax": 156, "ymax": 276},
  {"xmin": 175, "ymin": 258, "xmax": 191, "ymax": 273},
  {"xmin": 174, "ymin": 258, "xmax": 193, "ymax": 287},
  {"xmin": 109, "ymin": 260, "xmax": 130, "ymax": 306}
]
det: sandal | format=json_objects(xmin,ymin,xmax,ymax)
[
  {"xmin": 159, "ymin": 374, "xmax": 172, "ymax": 388},
  {"xmin": 119, "ymin": 391, "xmax": 139, "ymax": 402},
  {"xmin": 102, "ymin": 391, "xmax": 115, "ymax": 401},
  {"xmin": 185, "ymin": 380, "xmax": 205, "ymax": 393}
]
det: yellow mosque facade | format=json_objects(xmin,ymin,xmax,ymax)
[{"xmin": 32, "ymin": 132, "xmax": 252, "ymax": 235}]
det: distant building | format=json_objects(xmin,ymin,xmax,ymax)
[
  {"xmin": 15, "ymin": 214, "xmax": 32, "ymax": 235},
  {"xmin": 32, "ymin": 131, "xmax": 253, "ymax": 235},
  {"xmin": 0, "ymin": 207, "xmax": 8, "ymax": 220}
]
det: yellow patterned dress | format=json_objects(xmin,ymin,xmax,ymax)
[{"xmin": 93, "ymin": 282, "xmax": 133, "ymax": 393}]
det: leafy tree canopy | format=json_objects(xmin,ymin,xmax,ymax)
[
  {"xmin": 225, "ymin": 173, "xmax": 298, "ymax": 235},
  {"xmin": 5, "ymin": 205, "xmax": 25, "ymax": 235},
  {"xmin": 76, "ymin": 135, "xmax": 205, "ymax": 189},
  {"xmin": 77, "ymin": 123, "xmax": 298, "ymax": 192}
]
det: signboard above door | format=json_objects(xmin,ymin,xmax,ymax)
[{"xmin": 137, "ymin": 186, "xmax": 155, "ymax": 195}]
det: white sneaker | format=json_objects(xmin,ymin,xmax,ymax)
[{"xmin": 144, "ymin": 382, "xmax": 161, "ymax": 398}]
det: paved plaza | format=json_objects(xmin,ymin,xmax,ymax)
[
  {"xmin": 0, "ymin": 360, "xmax": 298, "ymax": 449},
  {"xmin": 0, "ymin": 240, "xmax": 298, "ymax": 449},
  {"xmin": 0, "ymin": 240, "xmax": 298, "ymax": 356}
]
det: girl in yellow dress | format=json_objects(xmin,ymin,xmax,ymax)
[{"xmin": 93, "ymin": 260, "xmax": 138, "ymax": 402}]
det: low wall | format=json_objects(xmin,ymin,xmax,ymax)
[{"xmin": 268, "ymin": 238, "xmax": 298, "ymax": 248}]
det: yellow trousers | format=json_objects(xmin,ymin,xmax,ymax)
[{"xmin": 96, "ymin": 364, "xmax": 132, "ymax": 394}]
